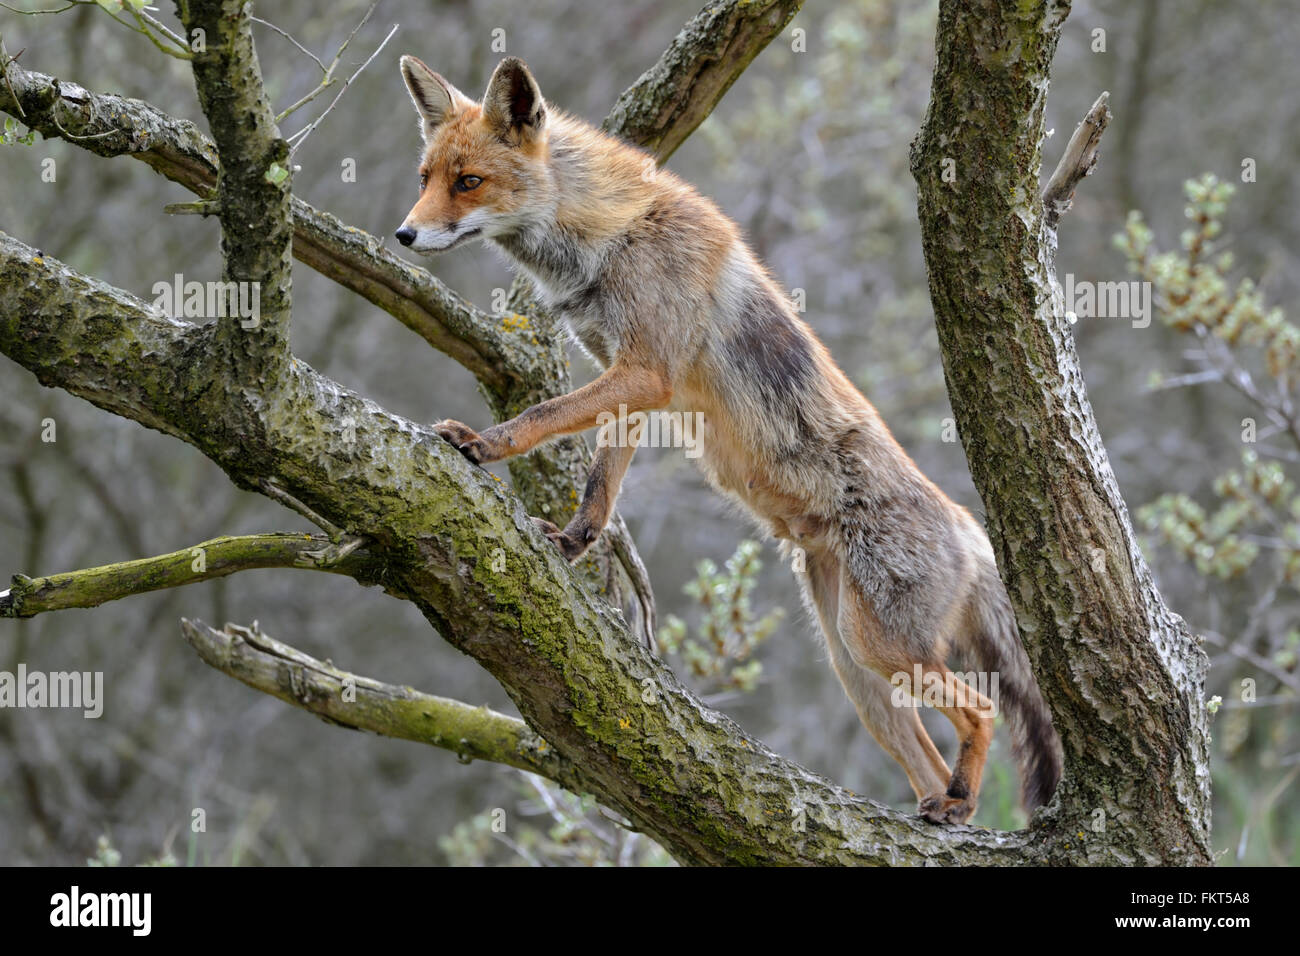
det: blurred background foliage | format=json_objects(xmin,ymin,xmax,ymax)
[{"xmin": 0, "ymin": 0, "xmax": 1296, "ymax": 865}]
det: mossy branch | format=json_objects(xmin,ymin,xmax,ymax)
[
  {"xmin": 0, "ymin": 533, "xmax": 387, "ymax": 619},
  {"xmin": 177, "ymin": 0, "xmax": 292, "ymax": 374},
  {"xmin": 180, "ymin": 618, "xmax": 590, "ymax": 792},
  {"xmin": 602, "ymin": 0, "xmax": 805, "ymax": 162}
]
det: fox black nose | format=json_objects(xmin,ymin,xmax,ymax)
[{"xmin": 395, "ymin": 226, "xmax": 416, "ymax": 247}]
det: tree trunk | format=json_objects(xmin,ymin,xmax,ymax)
[{"xmin": 910, "ymin": 0, "xmax": 1211, "ymax": 864}]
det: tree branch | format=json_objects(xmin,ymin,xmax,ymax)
[
  {"xmin": 177, "ymin": 0, "xmax": 292, "ymax": 375},
  {"xmin": 0, "ymin": 233, "xmax": 193, "ymax": 439},
  {"xmin": 288, "ymin": 198, "xmax": 520, "ymax": 389},
  {"xmin": 180, "ymin": 618, "xmax": 590, "ymax": 791},
  {"xmin": 0, "ymin": 533, "xmax": 386, "ymax": 619},
  {"xmin": 1041, "ymin": 91, "xmax": 1111, "ymax": 229},
  {"xmin": 602, "ymin": 0, "xmax": 804, "ymax": 162}
]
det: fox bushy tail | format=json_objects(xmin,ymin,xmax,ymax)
[{"xmin": 965, "ymin": 560, "xmax": 1062, "ymax": 811}]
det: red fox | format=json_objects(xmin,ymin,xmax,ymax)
[{"xmin": 396, "ymin": 55, "xmax": 1062, "ymax": 824}]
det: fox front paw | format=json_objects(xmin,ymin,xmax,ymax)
[
  {"xmin": 529, "ymin": 516, "xmax": 593, "ymax": 562},
  {"xmin": 434, "ymin": 419, "xmax": 503, "ymax": 465},
  {"xmin": 917, "ymin": 792, "xmax": 977, "ymax": 825}
]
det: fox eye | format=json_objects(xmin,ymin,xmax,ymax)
[
  {"xmin": 455, "ymin": 174, "xmax": 483, "ymax": 193},
  {"xmin": 418, "ymin": 173, "xmax": 428, "ymax": 192}
]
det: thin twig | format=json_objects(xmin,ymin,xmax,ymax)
[
  {"xmin": 249, "ymin": 14, "xmax": 327, "ymax": 73},
  {"xmin": 1141, "ymin": 276, "xmax": 1300, "ymax": 448},
  {"xmin": 97, "ymin": 4, "xmax": 193, "ymax": 60},
  {"xmin": 1196, "ymin": 325, "xmax": 1300, "ymax": 450},
  {"xmin": 607, "ymin": 513, "xmax": 657, "ymax": 651},
  {"xmin": 258, "ymin": 478, "xmax": 344, "ymax": 538},
  {"xmin": 0, "ymin": 41, "xmax": 25, "ymax": 118},
  {"xmin": 0, "ymin": 1, "xmax": 77, "ymax": 13},
  {"xmin": 1218, "ymin": 694, "xmax": 1296, "ymax": 710},
  {"xmin": 133, "ymin": 7, "xmax": 189, "ymax": 51},
  {"xmin": 287, "ymin": 22, "xmax": 397, "ymax": 157},
  {"xmin": 1143, "ymin": 368, "xmax": 1223, "ymax": 392},
  {"xmin": 263, "ymin": 3, "xmax": 380, "ymax": 123},
  {"xmin": 329, "ymin": 2, "xmax": 378, "ymax": 70},
  {"xmin": 48, "ymin": 89, "xmax": 117, "ymax": 141},
  {"xmin": 1203, "ymin": 630, "xmax": 1300, "ymax": 695}
]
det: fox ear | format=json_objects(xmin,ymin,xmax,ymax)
[
  {"xmin": 482, "ymin": 57, "xmax": 546, "ymax": 144},
  {"xmin": 400, "ymin": 55, "xmax": 468, "ymax": 139}
]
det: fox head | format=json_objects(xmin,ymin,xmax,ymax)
[{"xmin": 395, "ymin": 55, "xmax": 551, "ymax": 254}]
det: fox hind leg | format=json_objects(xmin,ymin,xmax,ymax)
[
  {"xmin": 833, "ymin": 565, "xmax": 993, "ymax": 825},
  {"xmin": 911, "ymin": 668, "xmax": 994, "ymax": 824},
  {"xmin": 802, "ymin": 552, "xmax": 951, "ymax": 803},
  {"xmin": 825, "ymin": 633, "xmax": 953, "ymax": 802}
]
